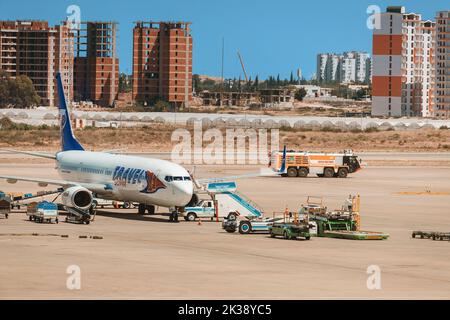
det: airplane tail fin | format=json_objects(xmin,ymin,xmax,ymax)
[
  {"xmin": 56, "ymin": 73, "xmax": 84, "ymax": 151},
  {"xmin": 278, "ymin": 145, "xmax": 287, "ymax": 174}
]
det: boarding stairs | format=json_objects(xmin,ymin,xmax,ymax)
[{"xmin": 233, "ymin": 191, "xmax": 264, "ymax": 217}]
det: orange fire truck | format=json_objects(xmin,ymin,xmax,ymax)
[{"xmin": 269, "ymin": 149, "xmax": 361, "ymax": 178}]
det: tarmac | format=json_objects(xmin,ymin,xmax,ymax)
[{"xmin": 0, "ymin": 161, "xmax": 450, "ymax": 299}]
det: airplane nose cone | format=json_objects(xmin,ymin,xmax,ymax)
[{"xmin": 175, "ymin": 182, "xmax": 194, "ymax": 206}]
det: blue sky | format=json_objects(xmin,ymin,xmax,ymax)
[{"xmin": 0, "ymin": 0, "xmax": 444, "ymax": 79}]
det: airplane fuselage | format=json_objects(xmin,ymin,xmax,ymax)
[{"xmin": 55, "ymin": 151, "xmax": 194, "ymax": 207}]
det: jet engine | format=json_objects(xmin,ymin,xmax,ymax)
[{"xmin": 61, "ymin": 186, "xmax": 93, "ymax": 210}]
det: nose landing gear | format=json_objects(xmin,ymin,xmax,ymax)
[{"xmin": 168, "ymin": 208, "xmax": 179, "ymax": 223}]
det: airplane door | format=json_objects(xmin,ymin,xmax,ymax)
[{"xmin": 77, "ymin": 161, "xmax": 84, "ymax": 181}]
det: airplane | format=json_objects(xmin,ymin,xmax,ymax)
[{"xmin": 0, "ymin": 73, "xmax": 286, "ymax": 223}]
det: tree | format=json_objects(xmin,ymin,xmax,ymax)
[
  {"xmin": 246, "ymin": 76, "xmax": 252, "ymax": 92},
  {"xmin": 254, "ymin": 75, "xmax": 259, "ymax": 90},
  {"xmin": 153, "ymin": 99, "xmax": 171, "ymax": 112},
  {"xmin": 289, "ymin": 71, "xmax": 294, "ymax": 84},
  {"xmin": 0, "ymin": 72, "xmax": 40, "ymax": 108},
  {"xmin": 294, "ymin": 88, "xmax": 307, "ymax": 101},
  {"xmin": 192, "ymin": 74, "xmax": 201, "ymax": 93},
  {"xmin": 118, "ymin": 73, "xmax": 131, "ymax": 93}
]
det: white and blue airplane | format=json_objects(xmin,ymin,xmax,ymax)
[{"xmin": 0, "ymin": 73, "xmax": 286, "ymax": 221}]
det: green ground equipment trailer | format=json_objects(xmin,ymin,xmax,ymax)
[{"xmin": 305, "ymin": 195, "xmax": 389, "ymax": 240}]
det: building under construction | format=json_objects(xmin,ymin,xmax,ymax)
[
  {"xmin": 132, "ymin": 21, "xmax": 192, "ymax": 108},
  {"xmin": 0, "ymin": 20, "xmax": 73, "ymax": 106},
  {"xmin": 200, "ymin": 91, "xmax": 259, "ymax": 107},
  {"xmin": 199, "ymin": 88, "xmax": 294, "ymax": 108},
  {"xmin": 73, "ymin": 21, "xmax": 119, "ymax": 107},
  {"xmin": 259, "ymin": 88, "xmax": 295, "ymax": 106}
]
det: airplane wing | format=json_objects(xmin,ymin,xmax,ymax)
[
  {"xmin": 196, "ymin": 146, "xmax": 287, "ymax": 185},
  {"xmin": 0, "ymin": 175, "xmax": 112, "ymax": 194},
  {"xmin": 195, "ymin": 168, "xmax": 278, "ymax": 185},
  {"xmin": 0, "ymin": 149, "xmax": 56, "ymax": 159}
]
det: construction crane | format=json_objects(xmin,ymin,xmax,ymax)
[{"xmin": 237, "ymin": 50, "xmax": 249, "ymax": 82}]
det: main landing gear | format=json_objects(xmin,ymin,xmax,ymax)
[{"xmin": 138, "ymin": 204, "xmax": 155, "ymax": 215}]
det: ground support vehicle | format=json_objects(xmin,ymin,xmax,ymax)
[
  {"xmin": 222, "ymin": 217, "xmax": 283, "ymax": 234},
  {"xmin": 184, "ymin": 182, "xmax": 263, "ymax": 222},
  {"xmin": 8, "ymin": 189, "xmax": 63, "ymax": 210},
  {"xmin": 412, "ymin": 231, "xmax": 450, "ymax": 241},
  {"xmin": 27, "ymin": 201, "xmax": 59, "ymax": 224},
  {"xmin": 268, "ymin": 208, "xmax": 312, "ymax": 240},
  {"xmin": 0, "ymin": 199, "xmax": 11, "ymax": 219},
  {"xmin": 305, "ymin": 195, "xmax": 389, "ymax": 240},
  {"xmin": 269, "ymin": 222, "xmax": 311, "ymax": 240},
  {"xmin": 270, "ymin": 149, "xmax": 361, "ymax": 178}
]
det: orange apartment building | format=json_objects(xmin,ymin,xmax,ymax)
[
  {"xmin": 132, "ymin": 21, "xmax": 192, "ymax": 108},
  {"xmin": 0, "ymin": 20, "xmax": 73, "ymax": 106},
  {"xmin": 372, "ymin": 6, "xmax": 436, "ymax": 118},
  {"xmin": 73, "ymin": 22, "xmax": 119, "ymax": 107}
]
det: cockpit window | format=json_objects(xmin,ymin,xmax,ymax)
[{"xmin": 165, "ymin": 176, "xmax": 191, "ymax": 182}]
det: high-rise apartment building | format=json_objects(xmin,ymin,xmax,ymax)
[
  {"xmin": 435, "ymin": 11, "xmax": 450, "ymax": 118},
  {"xmin": 73, "ymin": 21, "xmax": 119, "ymax": 107},
  {"xmin": 355, "ymin": 52, "xmax": 372, "ymax": 83},
  {"xmin": 0, "ymin": 20, "xmax": 73, "ymax": 106},
  {"xmin": 317, "ymin": 53, "xmax": 341, "ymax": 83},
  {"xmin": 132, "ymin": 21, "xmax": 192, "ymax": 108},
  {"xmin": 372, "ymin": 6, "xmax": 436, "ymax": 117},
  {"xmin": 341, "ymin": 52, "xmax": 357, "ymax": 84},
  {"xmin": 316, "ymin": 52, "xmax": 371, "ymax": 84}
]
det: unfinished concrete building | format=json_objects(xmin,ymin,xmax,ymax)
[
  {"xmin": 73, "ymin": 21, "xmax": 119, "ymax": 107},
  {"xmin": 200, "ymin": 91, "xmax": 259, "ymax": 107},
  {"xmin": 0, "ymin": 20, "xmax": 73, "ymax": 106},
  {"xmin": 259, "ymin": 88, "xmax": 295, "ymax": 107},
  {"xmin": 132, "ymin": 21, "xmax": 192, "ymax": 108}
]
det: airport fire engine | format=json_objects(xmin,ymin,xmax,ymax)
[{"xmin": 270, "ymin": 149, "xmax": 361, "ymax": 178}]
